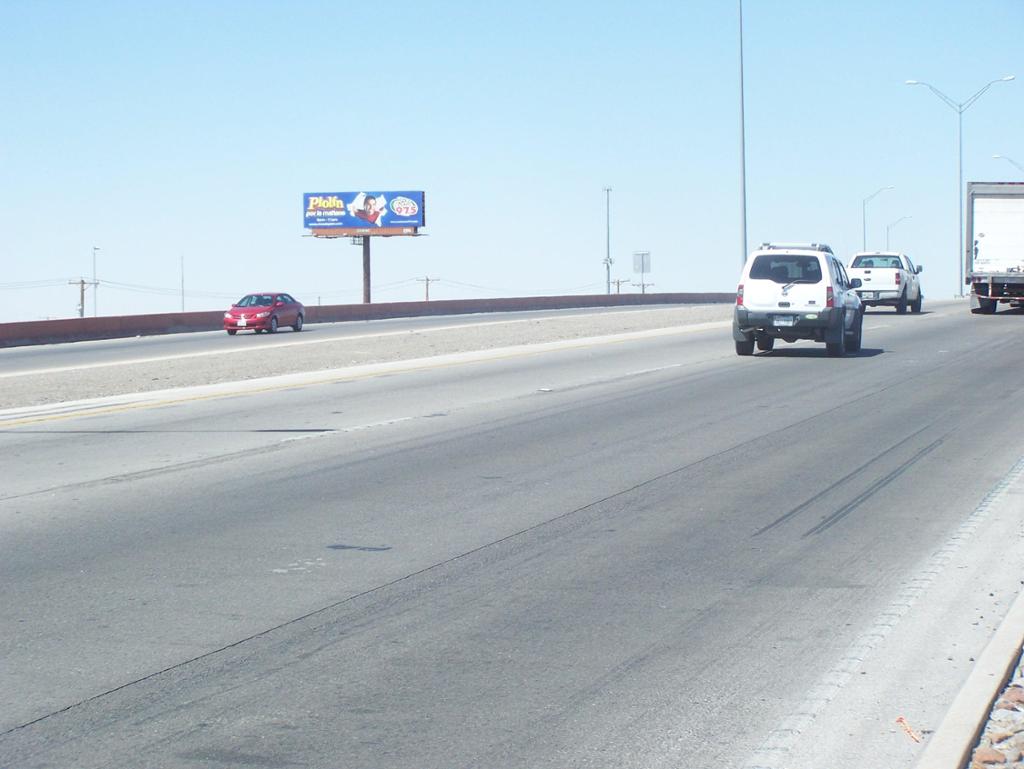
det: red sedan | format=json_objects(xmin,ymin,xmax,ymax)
[{"xmin": 223, "ymin": 292, "xmax": 305, "ymax": 335}]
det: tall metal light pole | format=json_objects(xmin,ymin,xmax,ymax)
[
  {"xmin": 603, "ymin": 187, "xmax": 612, "ymax": 294},
  {"xmin": 886, "ymin": 216, "xmax": 912, "ymax": 250},
  {"xmin": 862, "ymin": 186, "xmax": 894, "ymax": 251},
  {"xmin": 906, "ymin": 75, "xmax": 1015, "ymax": 295},
  {"xmin": 738, "ymin": 0, "xmax": 748, "ymax": 265},
  {"xmin": 92, "ymin": 246, "xmax": 100, "ymax": 316},
  {"xmin": 993, "ymin": 154, "xmax": 1024, "ymax": 173}
]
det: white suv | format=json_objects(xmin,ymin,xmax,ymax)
[{"xmin": 733, "ymin": 243, "xmax": 864, "ymax": 357}]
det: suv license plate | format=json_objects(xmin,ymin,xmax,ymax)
[{"xmin": 772, "ymin": 315, "xmax": 796, "ymax": 327}]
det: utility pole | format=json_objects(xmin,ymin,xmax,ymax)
[
  {"xmin": 612, "ymin": 278, "xmax": 630, "ymax": 294},
  {"xmin": 603, "ymin": 187, "xmax": 612, "ymax": 294},
  {"xmin": 180, "ymin": 254, "xmax": 185, "ymax": 312},
  {"xmin": 417, "ymin": 276, "xmax": 440, "ymax": 301},
  {"xmin": 632, "ymin": 280, "xmax": 655, "ymax": 294},
  {"xmin": 92, "ymin": 246, "xmax": 101, "ymax": 316},
  {"xmin": 69, "ymin": 277, "xmax": 97, "ymax": 318}
]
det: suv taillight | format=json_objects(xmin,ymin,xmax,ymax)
[
  {"xmin": 736, "ymin": 284, "xmax": 744, "ymax": 306},
  {"xmin": 895, "ymin": 271, "xmax": 901, "ymax": 285},
  {"xmin": 826, "ymin": 286, "xmax": 835, "ymax": 308}
]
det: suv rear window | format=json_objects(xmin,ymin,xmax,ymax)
[{"xmin": 748, "ymin": 255, "xmax": 822, "ymax": 284}]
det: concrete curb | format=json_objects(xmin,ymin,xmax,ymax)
[{"xmin": 914, "ymin": 554, "xmax": 1024, "ymax": 768}]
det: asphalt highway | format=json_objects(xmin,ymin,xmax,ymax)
[{"xmin": 1, "ymin": 301, "xmax": 1022, "ymax": 769}]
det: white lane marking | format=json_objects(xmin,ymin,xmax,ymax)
[
  {"xmin": 279, "ymin": 417, "xmax": 415, "ymax": 444},
  {"xmin": 742, "ymin": 454, "xmax": 1024, "ymax": 769},
  {"xmin": 340, "ymin": 417, "xmax": 414, "ymax": 433},
  {"xmin": 278, "ymin": 432, "xmax": 332, "ymax": 444},
  {"xmin": 624, "ymin": 363, "xmax": 684, "ymax": 377},
  {"xmin": 0, "ymin": 308, "xmax": 728, "ymax": 379},
  {"xmin": 272, "ymin": 558, "xmax": 326, "ymax": 574}
]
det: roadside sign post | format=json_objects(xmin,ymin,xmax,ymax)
[
  {"xmin": 633, "ymin": 251, "xmax": 652, "ymax": 294},
  {"xmin": 362, "ymin": 237, "xmax": 371, "ymax": 304}
]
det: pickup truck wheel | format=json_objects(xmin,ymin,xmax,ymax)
[
  {"xmin": 756, "ymin": 335, "xmax": 774, "ymax": 352},
  {"xmin": 735, "ymin": 339, "xmax": 755, "ymax": 356},
  {"xmin": 846, "ymin": 311, "xmax": 863, "ymax": 353},
  {"xmin": 911, "ymin": 292, "xmax": 923, "ymax": 313},
  {"xmin": 896, "ymin": 292, "xmax": 908, "ymax": 314}
]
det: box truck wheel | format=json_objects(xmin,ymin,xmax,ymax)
[{"xmin": 971, "ymin": 297, "xmax": 997, "ymax": 314}]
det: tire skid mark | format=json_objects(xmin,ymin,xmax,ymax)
[
  {"xmin": 801, "ymin": 437, "xmax": 945, "ymax": 538},
  {"xmin": 753, "ymin": 422, "xmax": 938, "ymax": 537}
]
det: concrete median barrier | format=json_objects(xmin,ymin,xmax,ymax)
[{"xmin": 0, "ymin": 293, "xmax": 733, "ymax": 348}]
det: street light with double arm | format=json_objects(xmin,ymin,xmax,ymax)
[
  {"xmin": 906, "ymin": 75, "xmax": 1015, "ymax": 295},
  {"xmin": 862, "ymin": 186, "xmax": 894, "ymax": 251}
]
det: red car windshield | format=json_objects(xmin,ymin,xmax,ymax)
[{"xmin": 236, "ymin": 294, "xmax": 274, "ymax": 307}]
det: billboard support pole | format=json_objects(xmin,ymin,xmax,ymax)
[{"xmin": 362, "ymin": 237, "xmax": 371, "ymax": 303}]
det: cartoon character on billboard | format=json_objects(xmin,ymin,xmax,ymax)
[{"xmin": 348, "ymin": 192, "xmax": 388, "ymax": 226}]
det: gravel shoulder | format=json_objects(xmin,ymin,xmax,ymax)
[{"xmin": 0, "ymin": 305, "xmax": 731, "ymax": 410}]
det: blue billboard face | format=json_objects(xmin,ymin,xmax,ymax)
[{"xmin": 304, "ymin": 191, "xmax": 425, "ymax": 229}]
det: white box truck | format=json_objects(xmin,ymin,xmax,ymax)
[{"xmin": 966, "ymin": 182, "xmax": 1024, "ymax": 314}]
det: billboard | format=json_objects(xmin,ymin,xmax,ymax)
[{"xmin": 304, "ymin": 191, "xmax": 425, "ymax": 231}]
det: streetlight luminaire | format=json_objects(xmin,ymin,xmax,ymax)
[{"xmin": 993, "ymin": 154, "xmax": 1024, "ymax": 173}]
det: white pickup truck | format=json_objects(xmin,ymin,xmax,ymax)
[{"xmin": 847, "ymin": 252, "xmax": 923, "ymax": 313}]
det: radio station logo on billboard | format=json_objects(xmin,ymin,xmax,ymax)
[{"xmin": 303, "ymin": 191, "xmax": 425, "ymax": 229}]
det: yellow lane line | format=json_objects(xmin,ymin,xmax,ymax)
[{"xmin": 0, "ymin": 321, "xmax": 731, "ymax": 428}]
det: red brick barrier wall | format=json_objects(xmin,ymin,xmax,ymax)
[{"xmin": 0, "ymin": 293, "xmax": 733, "ymax": 349}]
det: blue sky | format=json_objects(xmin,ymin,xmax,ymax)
[{"xmin": 1, "ymin": 0, "xmax": 1022, "ymax": 321}]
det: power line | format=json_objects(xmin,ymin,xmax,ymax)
[{"xmin": 0, "ymin": 279, "xmax": 70, "ymax": 290}]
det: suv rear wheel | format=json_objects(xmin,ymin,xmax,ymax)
[
  {"xmin": 846, "ymin": 310, "xmax": 863, "ymax": 353},
  {"xmin": 735, "ymin": 339, "xmax": 755, "ymax": 356},
  {"xmin": 755, "ymin": 335, "xmax": 774, "ymax": 352},
  {"xmin": 826, "ymin": 315, "xmax": 847, "ymax": 357}
]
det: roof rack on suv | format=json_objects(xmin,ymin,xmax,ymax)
[{"xmin": 758, "ymin": 242, "xmax": 834, "ymax": 254}]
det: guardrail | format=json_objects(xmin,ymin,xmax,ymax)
[{"xmin": 0, "ymin": 293, "xmax": 734, "ymax": 349}]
